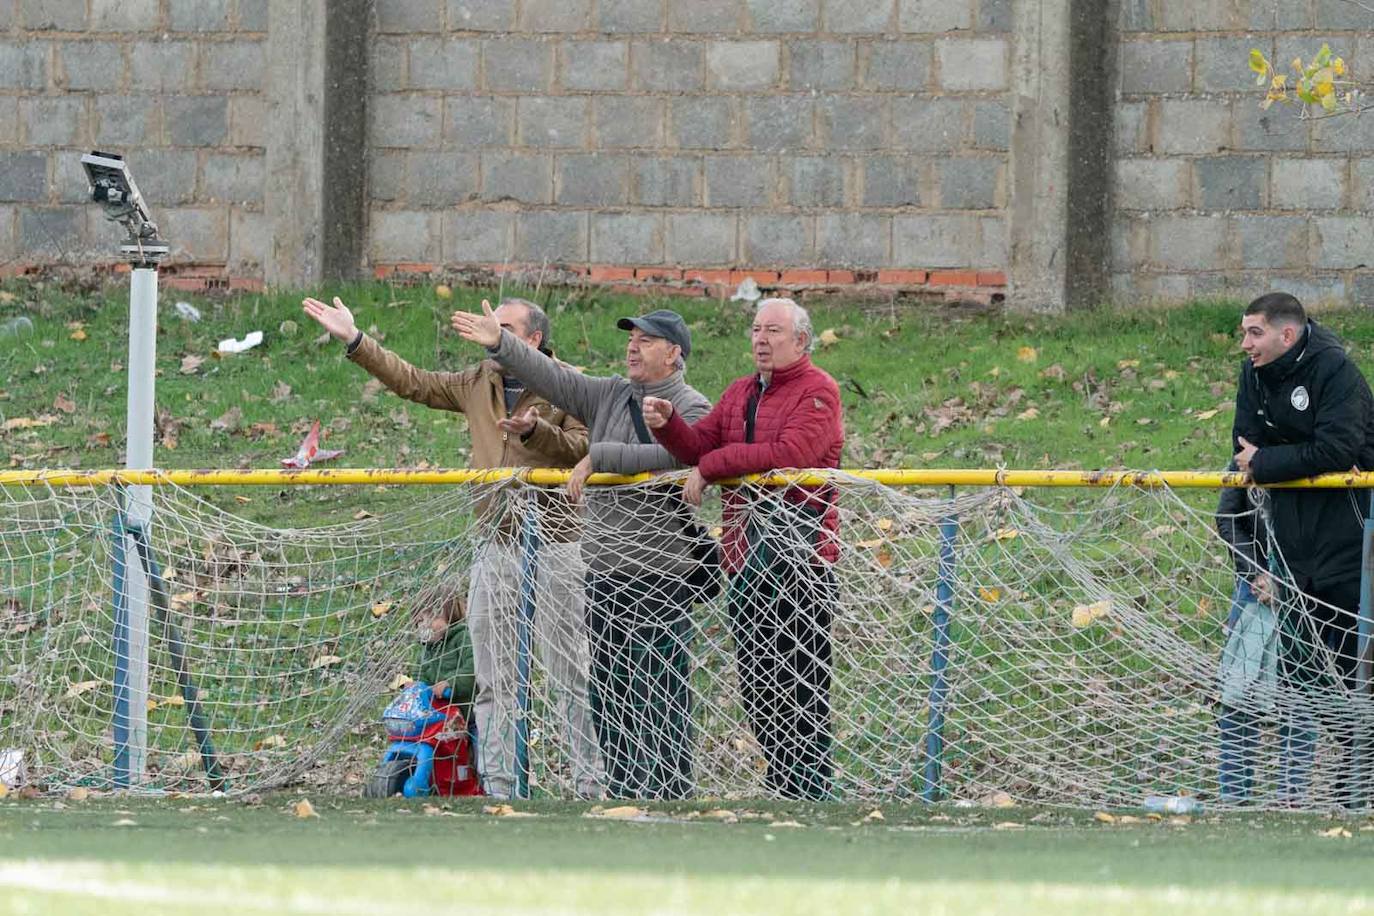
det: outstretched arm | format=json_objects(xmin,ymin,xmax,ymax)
[{"xmin": 452, "ymin": 299, "xmax": 610, "ymax": 423}]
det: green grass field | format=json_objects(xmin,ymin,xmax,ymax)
[
  {"xmin": 0, "ymin": 796, "xmax": 1372, "ymax": 915},
  {"xmin": 5, "ymin": 280, "xmax": 1374, "ymax": 912}
]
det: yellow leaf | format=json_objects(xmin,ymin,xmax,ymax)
[
  {"xmin": 1094, "ymin": 811, "xmax": 1117, "ymax": 824},
  {"xmin": 1318, "ymin": 826, "xmax": 1352, "ymax": 838},
  {"xmin": 1249, "ymin": 48, "xmax": 1269, "ymax": 75},
  {"xmin": 146, "ymin": 698, "xmax": 159, "ymax": 712},
  {"xmin": 1116, "ymin": 359, "xmax": 1139, "ymax": 370},
  {"xmin": 979, "ymin": 587, "xmax": 1002, "ymax": 602},
  {"xmin": 1016, "ymin": 346, "xmax": 1037, "ymax": 363},
  {"xmin": 3, "ymin": 417, "xmax": 55, "ymax": 431},
  {"xmin": 983, "ymin": 791, "xmax": 1016, "ymax": 809},
  {"xmin": 1071, "ymin": 599, "xmax": 1112, "ymax": 628},
  {"xmin": 993, "ymin": 821, "xmax": 1024, "ymax": 830},
  {"xmin": 1098, "ymin": 416, "xmax": 1111, "ymax": 428},
  {"xmin": 67, "ymin": 787, "xmax": 90, "ymax": 802},
  {"xmin": 703, "ymin": 809, "xmax": 738, "ymax": 821},
  {"xmin": 1334, "ymin": 57, "xmax": 1345, "ymax": 76},
  {"xmin": 876, "ymin": 517, "xmax": 893, "ymax": 532},
  {"xmin": 309, "ymin": 654, "xmax": 343, "ymax": 670},
  {"xmin": 1015, "ymin": 407, "xmax": 1039, "ymax": 421},
  {"xmin": 64, "ymin": 680, "xmax": 101, "ymax": 700},
  {"xmin": 992, "ymin": 527, "xmax": 1019, "ymax": 542},
  {"xmin": 0, "ymin": 783, "xmax": 8, "ymax": 799},
  {"xmin": 69, "ymin": 328, "xmax": 87, "ymax": 341},
  {"xmin": 595, "ymin": 805, "xmax": 646, "ymax": 819},
  {"xmin": 371, "ymin": 601, "xmax": 393, "ymax": 619},
  {"xmin": 294, "ymin": 798, "xmax": 319, "ymax": 818},
  {"xmin": 855, "ymin": 538, "xmax": 886, "ymax": 549},
  {"xmin": 254, "ymin": 734, "xmax": 287, "ymax": 751},
  {"xmin": 1197, "ymin": 596, "xmax": 1213, "ymax": 616},
  {"xmin": 863, "ymin": 808, "xmax": 885, "ymax": 821},
  {"xmin": 388, "ymin": 673, "xmax": 414, "ymax": 691},
  {"xmin": 1117, "ymin": 815, "xmax": 1143, "ymax": 825},
  {"xmin": 817, "ymin": 328, "xmax": 841, "ymax": 348},
  {"xmin": 1195, "ymin": 408, "xmax": 1220, "ymax": 422},
  {"xmin": 434, "ymin": 284, "xmax": 453, "ymax": 300}
]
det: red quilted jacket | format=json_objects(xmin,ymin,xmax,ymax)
[{"xmin": 654, "ymin": 355, "xmax": 844, "ymax": 573}]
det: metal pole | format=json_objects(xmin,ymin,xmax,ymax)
[
  {"xmin": 923, "ymin": 487, "xmax": 958, "ymax": 802},
  {"xmin": 1353, "ymin": 491, "xmax": 1374, "ymax": 807},
  {"xmin": 111, "ymin": 513, "xmax": 132, "ymax": 787},
  {"xmin": 514, "ymin": 498, "xmax": 541, "ymax": 800},
  {"xmin": 110, "ymin": 266, "xmax": 157, "ymax": 787}
]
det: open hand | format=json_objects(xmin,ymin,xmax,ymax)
[
  {"xmin": 302, "ymin": 296, "xmax": 359, "ymax": 343},
  {"xmin": 498, "ymin": 407, "xmax": 538, "ymax": 438},
  {"xmin": 641, "ymin": 396, "xmax": 674, "ymax": 429},
  {"xmin": 567, "ymin": 454, "xmax": 593, "ymax": 505},
  {"xmin": 450, "ymin": 298, "xmax": 501, "ymax": 348}
]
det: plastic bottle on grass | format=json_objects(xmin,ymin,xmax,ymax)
[
  {"xmin": 0, "ymin": 316, "xmax": 33, "ymax": 338},
  {"xmin": 1143, "ymin": 795, "xmax": 1200, "ymax": 815}
]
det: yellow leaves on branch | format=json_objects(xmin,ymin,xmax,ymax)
[{"xmin": 1253, "ymin": 43, "xmax": 1355, "ymax": 113}]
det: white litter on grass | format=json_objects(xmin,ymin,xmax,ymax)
[
  {"xmin": 173, "ymin": 301, "xmax": 202, "ymax": 322},
  {"xmin": 729, "ymin": 277, "xmax": 761, "ymax": 302},
  {"xmin": 217, "ymin": 330, "xmax": 263, "ymax": 354},
  {"xmin": 0, "ymin": 748, "xmax": 24, "ymax": 788}
]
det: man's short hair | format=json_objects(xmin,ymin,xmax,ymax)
[
  {"xmin": 501, "ymin": 297, "xmax": 551, "ymax": 350},
  {"xmin": 1244, "ymin": 292, "xmax": 1306, "ymax": 328},
  {"xmin": 756, "ymin": 297, "xmax": 815, "ymax": 353}
]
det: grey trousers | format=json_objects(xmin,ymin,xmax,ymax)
[{"xmin": 466, "ymin": 540, "xmax": 603, "ymax": 797}]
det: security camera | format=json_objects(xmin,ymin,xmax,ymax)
[{"xmin": 81, "ymin": 150, "xmax": 168, "ymax": 258}]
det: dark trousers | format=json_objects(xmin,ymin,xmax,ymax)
[
  {"xmin": 1278, "ymin": 577, "xmax": 1367, "ymax": 807},
  {"xmin": 728, "ymin": 561, "xmax": 835, "ymax": 800},
  {"xmin": 585, "ymin": 573, "xmax": 695, "ymax": 799}
]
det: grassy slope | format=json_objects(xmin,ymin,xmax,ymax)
[
  {"xmin": 0, "ymin": 798, "xmax": 1372, "ymax": 916},
  {"xmin": 7, "ymin": 280, "xmax": 1374, "ymax": 512}
]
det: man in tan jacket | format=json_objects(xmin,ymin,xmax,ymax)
[{"xmin": 303, "ymin": 294, "xmax": 603, "ymax": 799}]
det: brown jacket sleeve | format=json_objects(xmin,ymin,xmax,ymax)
[
  {"xmin": 347, "ymin": 334, "xmax": 479, "ymax": 413},
  {"xmin": 522, "ymin": 410, "xmax": 589, "ymax": 466}
]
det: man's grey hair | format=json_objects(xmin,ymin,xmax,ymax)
[
  {"xmin": 755, "ymin": 297, "xmax": 814, "ymax": 353},
  {"xmin": 500, "ymin": 297, "xmax": 551, "ymax": 350}
]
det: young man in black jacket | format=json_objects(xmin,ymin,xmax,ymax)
[{"xmin": 1231, "ymin": 291, "xmax": 1374, "ymax": 806}]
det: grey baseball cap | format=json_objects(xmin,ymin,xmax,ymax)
[{"xmin": 616, "ymin": 309, "xmax": 692, "ymax": 358}]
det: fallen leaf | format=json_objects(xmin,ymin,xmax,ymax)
[
  {"xmin": 210, "ymin": 406, "xmax": 243, "ymax": 433},
  {"xmin": 1116, "ymin": 815, "xmax": 1143, "ymax": 825},
  {"xmin": 67, "ymin": 787, "xmax": 90, "ymax": 802},
  {"xmin": 1071, "ymin": 599, "xmax": 1112, "ymax": 629},
  {"xmin": 309, "ymin": 654, "xmax": 343, "ymax": 670},
  {"xmin": 294, "ymin": 799, "xmax": 319, "ymax": 819},
  {"xmin": 64, "ymin": 680, "xmax": 101, "ymax": 700},
  {"xmin": 52, "ymin": 393, "xmax": 76, "ymax": 414},
  {"xmin": 371, "ymin": 602, "xmax": 393, "ymax": 619},
  {"xmin": 1117, "ymin": 359, "xmax": 1139, "ymax": 370},
  {"xmin": 983, "ymin": 791, "xmax": 1016, "ymax": 809},
  {"xmin": 769, "ymin": 819, "xmax": 803, "ymax": 828},
  {"xmin": 876, "ymin": 517, "xmax": 893, "ymax": 532},
  {"xmin": 1318, "ymin": 826, "xmax": 1352, "ymax": 838},
  {"xmin": 863, "ymin": 809, "xmax": 884, "ymax": 822},
  {"xmin": 993, "ymin": 821, "xmax": 1025, "ymax": 830},
  {"xmin": 354, "ymin": 509, "xmax": 376, "ymax": 521},
  {"xmin": 69, "ymin": 327, "xmax": 87, "ymax": 342},
  {"xmin": 1015, "ymin": 406, "xmax": 1039, "ymax": 421},
  {"xmin": 992, "ymin": 527, "xmax": 1019, "ymax": 542},
  {"xmin": 593, "ymin": 805, "xmax": 646, "ymax": 819},
  {"xmin": 1040, "ymin": 364, "xmax": 1067, "ymax": 382},
  {"xmin": 254, "ymin": 734, "xmax": 286, "ymax": 751},
  {"xmin": 179, "ymin": 354, "xmax": 205, "ymax": 375},
  {"xmin": 3, "ymin": 417, "xmax": 54, "ymax": 431},
  {"xmin": 435, "ymin": 284, "xmax": 453, "ymax": 300},
  {"xmin": 112, "ymin": 818, "xmax": 137, "ymax": 826},
  {"xmin": 703, "ymin": 809, "xmax": 738, "ymax": 821},
  {"xmin": 1094, "ymin": 811, "xmax": 1117, "ymax": 824},
  {"xmin": 817, "ymin": 328, "xmax": 841, "ymax": 348},
  {"xmin": 1016, "ymin": 346, "xmax": 1037, "ymax": 363},
  {"xmin": 270, "ymin": 380, "xmax": 292, "ymax": 403},
  {"xmin": 388, "ymin": 674, "xmax": 414, "ymax": 691},
  {"xmin": 0, "ymin": 784, "xmax": 8, "ymax": 799},
  {"xmin": 1195, "ymin": 408, "xmax": 1220, "ymax": 422},
  {"xmin": 978, "ymin": 587, "xmax": 1002, "ymax": 602}
]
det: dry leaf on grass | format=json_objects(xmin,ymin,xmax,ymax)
[
  {"xmin": 1094, "ymin": 811, "xmax": 1117, "ymax": 824},
  {"xmin": 293, "ymin": 799, "xmax": 319, "ymax": 818},
  {"xmin": 863, "ymin": 808, "xmax": 885, "ymax": 822},
  {"xmin": 309, "ymin": 655, "xmax": 343, "ymax": 670},
  {"xmin": 590, "ymin": 805, "xmax": 645, "ymax": 819},
  {"xmin": 67, "ymin": 787, "xmax": 90, "ymax": 802},
  {"xmin": 64, "ymin": 680, "xmax": 101, "ymax": 700},
  {"xmin": 1016, "ymin": 346, "xmax": 1038, "ymax": 363},
  {"xmin": 53, "ymin": 393, "xmax": 76, "ymax": 414},
  {"xmin": 983, "ymin": 791, "xmax": 1016, "ymax": 809},
  {"xmin": 180, "ymin": 354, "xmax": 205, "ymax": 375}
]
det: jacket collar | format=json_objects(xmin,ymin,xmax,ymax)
[
  {"xmin": 631, "ymin": 369, "xmax": 687, "ymax": 399},
  {"xmin": 1256, "ymin": 322, "xmax": 1310, "ymax": 386},
  {"xmin": 759, "ymin": 354, "xmax": 813, "ymax": 387}
]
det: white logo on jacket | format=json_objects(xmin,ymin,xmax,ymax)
[{"xmin": 1290, "ymin": 386, "xmax": 1310, "ymax": 411}]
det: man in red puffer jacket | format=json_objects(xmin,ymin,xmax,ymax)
[{"xmin": 643, "ymin": 297, "xmax": 844, "ymax": 799}]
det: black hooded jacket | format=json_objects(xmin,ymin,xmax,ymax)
[{"xmin": 1231, "ymin": 320, "xmax": 1374, "ymax": 588}]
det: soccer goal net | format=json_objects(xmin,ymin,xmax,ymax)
[{"xmin": 0, "ymin": 471, "xmax": 1369, "ymax": 810}]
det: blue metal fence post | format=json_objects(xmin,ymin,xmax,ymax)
[
  {"xmin": 111, "ymin": 513, "xmax": 132, "ymax": 788},
  {"xmin": 514, "ymin": 496, "xmax": 542, "ymax": 800},
  {"xmin": 923, "ymin": 487, "xmax": 958, "ymax": 802},
  {"xmin": 1354, "ymin": 492, "xmax": 1374, "ymax": 806}
]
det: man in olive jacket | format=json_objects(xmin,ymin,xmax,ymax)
[
  {"xmin": 303, "ymin": 295, "xmax": 603, "ymax": 799},
  {"xmin": 1231, "ymin": 291, "xmax": 1374, "ymax": 807}
]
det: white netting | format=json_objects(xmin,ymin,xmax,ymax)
[{"xmin": 0, "ymin": 473, "xmax": 1370, "ymax": 810}]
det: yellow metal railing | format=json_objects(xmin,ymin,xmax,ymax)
[{"xmin": 2, "ymin": 468, "xmax": 1374, "ymax": 488}]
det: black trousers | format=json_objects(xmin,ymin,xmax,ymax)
[
  {"xmin": 728, "ymin": 560, "xmax": 835, "ymax": 800},
  {"xmin": 585, "ymin": 573, "xmax": 695, "ymax": 800}
]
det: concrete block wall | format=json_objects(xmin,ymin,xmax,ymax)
[
  {"xmin": 1113, "ymin": 1, "xmax": 1374, "ymax": 305},
  {"xmin": 0, "ymin": 0, "xmax": 268, "ymax": 284},
  {"xmin": 367, "ymin": 0, "xmax": 1012, "ymax": 292}
]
